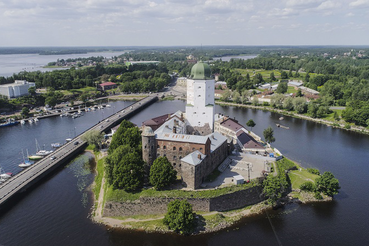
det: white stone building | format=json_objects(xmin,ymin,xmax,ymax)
[
  {"xmin": 185, "ymin": 62, "xmax": 215, "ymax": 132},
  {"xmin": 0, "ymin": 80, "xmax": 36, "ymax": 98}
]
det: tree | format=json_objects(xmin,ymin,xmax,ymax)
[
  {"xmin": 270, "ymin": 72, "xmax": 276, "ymax": 81},
  {"xmin": 296, "ymin": 88, "xmax": 303, "ymax": 97},
  {"xmin": 28, "ymin": 86, "xmax": 36, "ymax": 96},
  {"xmin": 81, "ymin": 130, "xmax": 104, "ymax": 149},
  {"xmin": 293, "ymin": 97, "xmax": 307, "ymax": 114},
  {"xmin": 263, "ymin": 126, "xmax": 275, "ymax": 144},
  {"xmin": 281, "ymin": 71, "xmax": 288, "ymax": 79},
  {"xmin": 263, "ymin": 175, "xmax": 282, "ymax": 205},
  {"xmin": 105, "ymin": 144, "xmax": 134, "ymax": 185},
  {"xmin": 276, "ymin": 82, "xmax": 288, "ymax": 94},
  {"xmin": 333, "ymin": 111, "xmax": 340, "ymax": 121},
  {"xmin": 270, "ymin": 94, "xmax": 285, "ymax": 109},
  {"xmin": 246, "ymin": 119, "xmax": 256, "ymax": 132},
  {"xmin": 220, "ymin": 90, "xmax": 231, "ymax": 102},
  {"xmin": 21, "ymin": 107, "xmax": 30, "ymax": 118},
  {"xmin": 315, "ymin": 172, "xmax": 340, "ymax": 197},
  {"xmin": 45, "ymin": 95, "xmax": 57, "ymax": 107},
  {"xmin": 163, "ymin": 199, "xmax": 195, "ymax": 234},
  {"xmin": 109, "ymin": 120, "xmax": 140, "ymax": 154},
  {"xmin": 112, "ymin": 151, "xmax": 144, "ymax": 191},
  {"xmin": 283, "ymin": 97, "xmax": 294, "ymax": 111},
  {"xmin": 149, "ymin": 157, "xmax": 177, "ymax": 190}
]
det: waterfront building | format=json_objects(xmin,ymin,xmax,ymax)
[
  {"xmin": 98, "ymin": 82, "xmax": 117, "ymax": 91},
  {"xmin": 0, "ymin": 80, "xmax": 36, "ymax": 98}
]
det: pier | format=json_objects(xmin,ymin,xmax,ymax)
[{"xmin": 0, "ymin": 96, "xmax": 158, "ymax": 208}]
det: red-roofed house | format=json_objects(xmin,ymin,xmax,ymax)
[
  {"xmin": 99, "ymin": 82, "xmax": 117, "ymax": 91},
  {"xmin": 236, "ymin": 130, "xmax": 265, "ymax": 153}
]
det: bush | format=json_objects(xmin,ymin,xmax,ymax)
[
  {"xmin": 307, "ymin": 168, "xmax": 320, "ymax": 175},
  {"xmin": 314, "ymin": 191, "xmax": 323, "ymax": 200},
  {"xmin": 163, "ymin": 200, "xmax": 195, "ymax": 234},
  {"xmin": 300, "ymin": 181, "xmax": 315, "ymax": 192}
]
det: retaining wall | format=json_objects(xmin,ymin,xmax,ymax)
[{"xmin": 103, "ymin": 186, "xmax": 264, "ymax": 217}]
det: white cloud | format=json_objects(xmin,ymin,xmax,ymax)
[{"xmin": 349, "ymin": 0, "xmax": 369, "ymax": 7}]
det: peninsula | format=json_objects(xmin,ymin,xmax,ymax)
[{"xmin": 89, "ymin": 61, "xmax": 340, "ymax": 234}]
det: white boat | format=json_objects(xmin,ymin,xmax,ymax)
[
  {"xmin": 19, "ymin": 150, "xmax": 34, "ymax": 168},
  {"xmin": 28, "ymin": 119, "xmax": 33, "ymax": 124},
  {"xmin": 20, "ymin": 120, "xmax": 26, "ymax": 125},
  {"xmin": 51, "ymin": 143, "xmax": 62, "ymax": 148},
  {"xmin": 106, "ymin": 104, "xmax": 111, "ymax": 108},
  {"xmin": 35, "ymin": 139, "xmax": 53, "ymax": 156},
  {"xmin": 34, "ymin": 118, "xmax": 39, "ymax": 122},
  {"xmin": 0, "ymin": 166, "xmax": 12, "ymax": 180},
  {"xmin": 66, "ymin": 138, "xmax": 73, "ymax": 142}
]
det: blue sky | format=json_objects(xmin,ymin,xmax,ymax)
[{"xmin": 0, "ymin": 0, "xmax": 369, "ymax": 46}]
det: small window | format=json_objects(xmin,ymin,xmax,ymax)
[
  {"xmin": 151, "ymin": 146, "xmax": 153, "ymax": 150},
  {"xmin": 157, "ymin": 153, "xmax": 160, "ymax": 156},
  {"xmin": 179, "ymin": 156, "xmax": 182, "ymax": 159},
  {"xmin": 198, "ymin": 95, "xmax": 201, "ymax": 97},
  {"xmin": 173, "ymin": 146, "xmax": 176, "ymax": 150},
  {"xmin": 149, "ymin": 153, "xmax": 151, "ymax": 157},
  {"xmin": 164, "ymin": 154, "xmax": 166, "ymax": 157},
  {"xmin": 173, "ymin": 156, "xmax": 177, "ymax": 160},
  {"xmin": 179, "ymin": 164, "xmax": 182, "ymax": 167},
  {"xmin": 148, "ymin": 139, "xmax": 150, "ymax": 143},
  {"xmin": 157, "ymin": 145, "xmax": 160, "ymax": 149},
  {"xmin": 163, "ymin": 146, "xmax": 166, "ymax": 149},
  {"xmin": 200, "ymin": 148, "xmax": 203, "ymax": 151},
  {"xmin": 173, "ymin": 163, "xmax": 176, "ymax": 166},
  {"xmin": 144, "ymin": 145, "xmax": 147, "ymax": 149},
  {"xmin": 192, "ymin": 147, "xmax": 195, "ymax": 151},
  {"xmin": 179, "ymin": 147, "xmax": 183, "ymax": 151}
]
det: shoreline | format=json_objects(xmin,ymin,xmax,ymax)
[
  {"xmin": 88, "ymin": 148, "xmax": 330, "ymax": 235},
  {"xmin": 215, "ymin": 101, "xmax": 369, "ymax": 135}
]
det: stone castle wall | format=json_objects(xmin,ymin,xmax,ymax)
[{"xmin": 103, "ymin": 186, "xmax": 264, "ymax": 217}]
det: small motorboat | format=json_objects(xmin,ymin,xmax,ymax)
[{"xmin": 51, "ymin": 143, "xmax": 62, "ymax": 148}]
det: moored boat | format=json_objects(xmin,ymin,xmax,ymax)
[
  {"xmin": 51, "ymin": 142, "xmax": 62, "ymax": 148},
  {"xmin": 0, "ymin": 119, "xmax": 19, "ymax": 128}
]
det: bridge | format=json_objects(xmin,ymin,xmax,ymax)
[{"xmin": 0, "ymin": 96, "xmax": 158, "ymax": 208}]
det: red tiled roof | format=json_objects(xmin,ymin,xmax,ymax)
[
  {"xmin": 99, "ymin": 82, "xmax": 117, "ymax": 86},
  {"xmin": 142, "ymin": 113, "xmax": 171, "ymax": 127},
  {"xmin": 220, "ymin": 118, "xmax": 244, "ymax": 132}
]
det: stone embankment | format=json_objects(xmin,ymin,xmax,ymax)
[{"xmin": 103, "ymin": 186, "xmax": 264, "ymax": 217}]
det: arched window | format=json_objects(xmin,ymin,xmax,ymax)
[
  {"xmin": 200, "ymin": 147, "xmax": 203, "ymax": 151},
  {"xmin": 179, "ymin": 164, "xmax": 182, "ymax": 167},
  {"xmin": 173, "ymin": 146, "xmax": 176, "ymax": 150},
  {"xmin": 179, "ymin": 156, "xmax": 182, "ymax": 159},
  {"xmin": 144, "ymin": 145, "xmax": 147, "ymax": 149},
  {"xmin": 179, "ymin": 147, "xmax": 183, "ymax": 151},
  {"xmin": 173, "ymin": 163, "xmax": 176, "ymax": 166}
]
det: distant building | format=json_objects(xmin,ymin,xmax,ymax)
[
  {"xmin": 98, "ymin": 82, "xmax": 117, "ymax": 91},
  {"xmin": 215, "ymin": 81, "xmax": 227, "ymax": 89},
  {"xmin": 0, "ymin": 80, "xmax": 36, "ymax": 98}
]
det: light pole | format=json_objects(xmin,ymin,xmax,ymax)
[{"xmin": 247, "ymin": 163, "xmax": 250, "ymax": 183}]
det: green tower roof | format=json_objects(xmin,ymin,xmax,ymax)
[{"xmin": 190, "ymin": 61, "xmax": 211, "ymax": 80}]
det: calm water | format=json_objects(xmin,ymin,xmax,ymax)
[
  {"xmin": 0, "ymin": 51, "xmax": 126, "ymax": 77},
  {"xmin": 0, "ymin": 100, "xmax": 369, "ymax": 246}
]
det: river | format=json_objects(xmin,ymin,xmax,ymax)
[
  {"xmin": 0, "ymin": 51, "xmax": 127, "ymax": 77},
  {"xmin": 0, "ymin": 100, "xmax": 369, "ymax": 246}
]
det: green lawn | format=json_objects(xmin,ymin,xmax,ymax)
[
  {"xmin": 287, "ymin": 86, "xmax": 298, "ymax": 94},
  {"xmin": 93, "ymin": 156, "xmax": 106, "ymax": 200},
  {"xmin": 322, "ymin": 109, "xmax": 343, "ymax": 121},
  {"xmin": 288, "ymin": 168, "xmax": 320, "ymax": 190}
]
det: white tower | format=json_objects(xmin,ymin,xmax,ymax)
[{"xmin": 185, "ymin": 61, "xmax": 215, "ymax": 132}]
